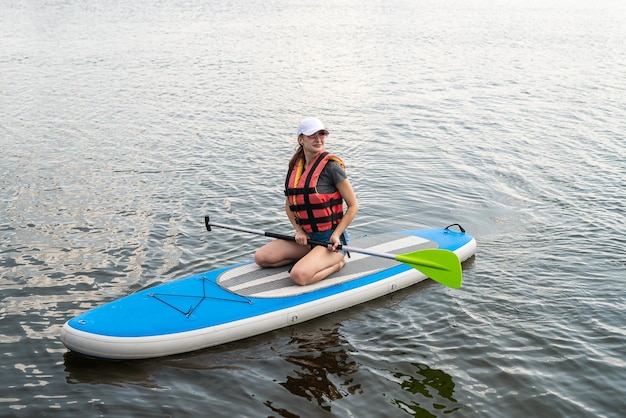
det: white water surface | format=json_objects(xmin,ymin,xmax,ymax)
[{"xmin": 1, "ymin": 0, "xmax": 625, "ymax": 417}]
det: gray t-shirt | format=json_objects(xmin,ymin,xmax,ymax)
[{"xmin": 316, "ymin": 161, "xmax": 347, "ymax": 194}]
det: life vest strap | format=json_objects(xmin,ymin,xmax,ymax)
[
  {"xmin": 284, "ymin": 187, "xmax": 317, "ymax": 196},
  {"xmin": 294, "ymin": 212, "xmax": 343, "ymax": 228},
  {"xmin": 289, "ymin": 197, "xmax": 343, "ymax": 212}
]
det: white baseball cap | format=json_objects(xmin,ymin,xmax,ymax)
[{"xmin": 297, "ymin": 117, "xmax": 327, "ymax": 136}]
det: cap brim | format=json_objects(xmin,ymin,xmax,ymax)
[{"xmin": 303, "ymin": 128, "xmax": 328, "ymax": 136}]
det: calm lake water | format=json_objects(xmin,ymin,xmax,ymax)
[{"xmin": 1, "ymin": 0, "xmax": 625, "ymax": 417}]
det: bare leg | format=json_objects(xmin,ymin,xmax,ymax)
[
  {"xmin": 254, "ymin": 239, "xmax": 310, "ymax": 268},
  {"xmin": 289, "ymin": 246, "xmax": 347, "ymax": 286}
]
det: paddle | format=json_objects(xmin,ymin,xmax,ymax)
[{"xmin": 204, "ymin": 216, "xmax": 463, "ymax": 288}]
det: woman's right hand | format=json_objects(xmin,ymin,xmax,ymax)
[{"xmin": 294, "ymin": 231, "xmax": 309, "ymax": 246}]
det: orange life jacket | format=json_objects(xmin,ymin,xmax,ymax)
[{"xmin": 285, "ymin": 152, "xmax": 345, "ymax": 234}]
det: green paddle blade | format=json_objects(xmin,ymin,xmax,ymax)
[{"xmin": 395, "ymin": 249, "xmax": 463, "ymax": 288}]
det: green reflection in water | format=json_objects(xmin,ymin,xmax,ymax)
[{"xmin": 392, "ymin": 362, "xmax": 460, "ymax": 417}]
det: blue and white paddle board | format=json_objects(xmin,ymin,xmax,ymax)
[{"xmin": 61, "ymin": 226, "xmax": 476, "ymax": 360}]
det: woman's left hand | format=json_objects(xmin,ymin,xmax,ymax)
[{"xmin": 328, "ymin": 234, "xmax": 341, "ymax": 252}]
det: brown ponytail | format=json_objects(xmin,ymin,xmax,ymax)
[{"xmin": 288, "ymin": 136, "xmax": 305, "ymax": 170}]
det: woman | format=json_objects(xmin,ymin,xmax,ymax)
[{"xmin": 254, "ymin": 117, "xmax": 359, "ymax": 286}]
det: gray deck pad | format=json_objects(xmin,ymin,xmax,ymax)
[{"xmin": 217, "ymin": 234, "xmax": 437, "ymax": 298}]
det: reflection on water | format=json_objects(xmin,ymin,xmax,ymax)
[
  {"xmin": 63, "ymin": 352, "xmax": 163, "ymax": 390},
  {"xmin": 266, "ymin": 323, "xmax": 462, "ymax": 417},
  {"xmin": 393, "ymin": 362, "xmax": 459, "ymax": 417},
  {"xmin": 275, "ymin": 327, "xmax": 360, "ymax": 413}
]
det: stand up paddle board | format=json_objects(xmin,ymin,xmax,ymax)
[{"xmin": 61, "ymin": 224, "xmax": 476, "ymax": 360}]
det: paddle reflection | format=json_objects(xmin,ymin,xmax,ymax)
[
  {"xmin": 392, "ymin": 362, "xmax": 460, "ymax": 417},
  {"xmin": 271, "ymin": 326, "xmax": 360, "ymax": 412}
]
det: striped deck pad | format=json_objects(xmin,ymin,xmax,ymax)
[{"xmin": 217, "ymin": 234, "xmax": 437, "ymax": 298}]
